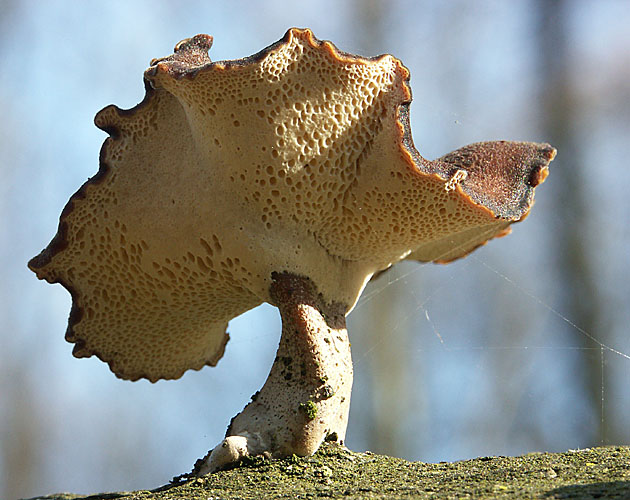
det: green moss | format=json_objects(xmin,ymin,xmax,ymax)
[
  {"xmin": 23, "ymin": 445, "xmax": 630, "ymax": 500},
  {"xmin": 298, "ymin": 400, "xmax": 318, "ymax": 420}
]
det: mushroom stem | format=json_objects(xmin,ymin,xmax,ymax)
[{"xmin": 197, "ymin": 271, "xmax": 353, "ymax": 474}]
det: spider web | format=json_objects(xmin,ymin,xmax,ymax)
[{"xmin": 351, "ymin": 227, "xmax": 630, "ymax": 455}]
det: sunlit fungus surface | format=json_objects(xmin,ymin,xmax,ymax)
[{"xmin": 29, "ymin": 28, "xmax": 554, "ymax": 473}]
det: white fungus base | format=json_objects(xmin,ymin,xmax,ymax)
[{"xmin": 197, "ymin": 272, "xmax": 353, "ymax": 474}]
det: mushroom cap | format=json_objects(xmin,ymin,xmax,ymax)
[{"xmin": 29, "ymin": 28, "xmax": 554, "ymax": 381}]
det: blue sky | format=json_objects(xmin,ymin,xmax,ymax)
[{"xmin": 2, "ymin": 1, "xmax": 629, "ymax": 497}]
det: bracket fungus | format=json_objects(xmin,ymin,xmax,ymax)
[{"xmin": 29, "ymin": 28, "xmax": 556, "ymax": 474}]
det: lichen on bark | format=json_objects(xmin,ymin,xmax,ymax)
[{"xmin": 24, "ymin": 445, "xmax": 630, "ymax": 500}]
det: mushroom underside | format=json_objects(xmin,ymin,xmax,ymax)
[{"xmin": 28, "ymin": 28, "xmax": 555, "ymax": 473}]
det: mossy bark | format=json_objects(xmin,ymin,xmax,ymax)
[{"xmin": 24, "ymin": 444, "xmax": 630, "ymax": 499}]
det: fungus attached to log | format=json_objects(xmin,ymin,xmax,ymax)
[{"xmin": 28, "ymin": 28, "xmax": 555, "ymax": 474}]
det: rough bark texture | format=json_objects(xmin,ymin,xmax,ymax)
[{"xmin": 24, "ymin": 445, "xmax": 630, "ymax": 499}]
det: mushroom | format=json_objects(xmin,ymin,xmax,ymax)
[{"xmin": 28, "ymin": 28, "xmax": 555, "ymax": 474}]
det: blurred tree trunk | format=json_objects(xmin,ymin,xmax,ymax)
[
  {"xmin": 536, "ymin": 0, "xmax": 606, "ymax": 445},
  {"xmin": 1, "ymin": 365, "xmax": 42, "ymax": 500},
  {"xmin": 351, "ymin": 0, "xmax": 412, "ymax": 458},
  {"xmin": 0, "ymin": 3, "xmax": 43, "ymax": 498}
]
